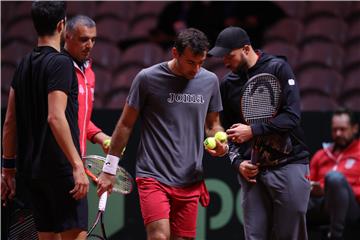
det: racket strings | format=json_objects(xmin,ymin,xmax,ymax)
[
  {"xmin": 242, "ymin": 75, "xmax": 281, "ymax": 124},
  {"xmin": 84, "ymin": 156, "xmax": 133, "ymax": 194},
  {"xmin": 114, "ymin": 169, "xmax": 132, "ymax": 194}
]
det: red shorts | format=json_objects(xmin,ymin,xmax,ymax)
[{"xmin": 136, "ymin": 177, "xmax": 209, "ymax": 238}]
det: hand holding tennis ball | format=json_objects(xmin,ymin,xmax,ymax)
[
  {"xmin": 103, "ymin": 139, "xmax": 111, "ymax": 149},
  {"xmin": 215, "ymin": 131, "xmax": 228, "ymax": 143},
  {"xmin": 204, "ymin": 137, "xmax": 217, "ymax": 150}
]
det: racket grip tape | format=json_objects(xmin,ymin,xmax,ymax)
[
  {"xmin": 250, "ymin": 147, "xmax": 259, "ymax": 165},
  {"xmin": 98, "ymin": 192, "xmax": 108, "ymax": 212}
]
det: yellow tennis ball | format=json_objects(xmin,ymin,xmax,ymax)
[
  {"xmin": 215, "ymin": 131, "xmax": 228, "ymax": 143},
  {"xmin": 204, "ymin": 137, "xmax": 217, "ymax": 150},
  {"xmin": 103, "ymin": 139, "xmax": 111, "ymax": 148}
]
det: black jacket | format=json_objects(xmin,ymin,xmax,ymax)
[{"xmin": 220, "ymin": 51, "xmax": 310, "ymax": 171}]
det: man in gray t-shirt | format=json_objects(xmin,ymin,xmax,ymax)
[{"xmin": 98, "ymin": 28, "xmax": 228, "ymax": 240}]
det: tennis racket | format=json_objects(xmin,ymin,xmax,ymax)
[
  {"xmin": 3, "ymin": 197, "xmax": 38, "ymax": 240},
  {"xmin": 240, "ymin": 73, "xmax": 282, "ymax": 165},
  {"xmin": 84, "ymin": 155, "xmax": 133, "ymax": 240}
]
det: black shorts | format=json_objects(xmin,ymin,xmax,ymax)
[{"xmin": 29, "ymin": 176, "xmax": 88, "ymax": 233}]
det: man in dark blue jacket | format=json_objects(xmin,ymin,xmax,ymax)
[{"xmin": 209, "ymin": 26, "xmax": 311, "ymax": 240}]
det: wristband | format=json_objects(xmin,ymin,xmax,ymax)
[
  {"xmin": 219, "ymin": 144, "xmax": 229, "ymax": 157},
  {"xmin": 102, "ymin": 154, "xmax": 119, "ymax": 175},
  {"xmin": 1, "ymin": 157, "xmax": 16, "ymax": 169}
]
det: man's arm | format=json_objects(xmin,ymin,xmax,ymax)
[
  {"xmin": 88, "ymin": 121, "xmax": 111, "ymax": 153},
  {"xmin": 97, "ymin": 103, "xmax": 139, "ymax": 196},
  {"xmin": 204, "ymin": 112, "xmax": 228, "ymax": 157},
  {"xmin": 48, "ymin": 90, "xmax": 89, "ymax": 200},
  {"xmin": 205, "ymin": 112, "xmax": 224, "ymax": 137},
  {"xmin": 2, "ymin": 88, "xmax": 17, "ymax": 201}
]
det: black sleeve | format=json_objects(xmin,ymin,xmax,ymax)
[
  {"xmin": 220, "ymin": 80, "xmax": 251, "ymax": 171},
  {"xmin": 250, "ymin": 60, "xmax": 301, "ymax": 136},
  {"xmin": 47, "ymin": 54, "xmax": 74, "ymax": 95},
  {"xmin": 220, "ymin": 81, "xmax": 231, "ymax": 129},
  {"xmin": 11, "ymin": 54, "xmax": 30, "ymax": 90}
]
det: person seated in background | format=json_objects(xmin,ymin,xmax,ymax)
[{"xmin": 307, "ymin": 108, "xmax": 360, "ymax": 240}]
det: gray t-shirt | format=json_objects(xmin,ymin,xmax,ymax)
[{"xmin": 127, "ymin": 62, "xmax": 223, "ymax": 186}]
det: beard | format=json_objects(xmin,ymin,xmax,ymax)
[{"xmin": 334, "ymin": 136, "xmax": 355, "ymax": 150}]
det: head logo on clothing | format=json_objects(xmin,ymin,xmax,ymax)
[{"xmin": 288, "ymin": 79, "xmax": 295, "ymax": 86}]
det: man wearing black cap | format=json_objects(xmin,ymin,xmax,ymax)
[{"xmin": 209, "ymin": 26, "xmax": 311, "ymax": 239}]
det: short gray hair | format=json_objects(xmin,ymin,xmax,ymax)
[{"xmin": 65, "ymin": 15, "xmax": 95, "ymax": 33}]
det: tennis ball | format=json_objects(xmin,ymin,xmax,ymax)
[
  {"xmin": 215, "ymin": 131, "xmax": 228, "ymax": 143},
  {"xmin": 103, "ymin": 139, "xmax": 111, "ymax": 148},
  {"xmin": 204, "ymin": 137, "xmax": 217, "ymax": 150}
]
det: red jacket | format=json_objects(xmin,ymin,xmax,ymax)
[
  {"xmin": 310, "ymin": 139, "xmax": 360, "ymax": 203},
  {"xmin": 74, "ymin": 60, "xmax": 101, "ymax": 157}
]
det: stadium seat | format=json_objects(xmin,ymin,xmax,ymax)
[
  {"xmin": 1, "ymin": 62, "xmax": 16, "ymax": 95},
  {"xmin": 1, "ymin": 88, "xmax": 9, "ymax": 108},
  {"xmin": 302, "ymin": 17, "xmax": 348, "ymax": 44},
  {"xmin": 304, "ymin": 2, "xmax": 351, "ymax": 21},
  {"xmin": 341, "ymin": 69, "xmax": 360, "ymax": 98},
  {"xmin": 297, "ymin": 41, "xmax": 344, "ymax": 71},
  {"xmin": 264, "ymin": 18, "xmax": 304, "ymax": 44},
  {"xmin": 128, "ymin": 15, "xmax": 158, "ymax": 39},
  {"xmin": 300, "ymin": 94, "xmax": 338, "ymax": 112},
  {"xmin": 274, "ymin": 1, "xmax": 306, "ymax": 19},
  {"xmin": 341, "ymin": 95, "xmax": 360, "ymax": 111},
  {"xmin": 297, "ymin": 68, "xmax": 343, "ymax": 99},
  {"xmin": 1, "ymin": 63, "xmax": 16, "ymax": 108},
  {"xmin": 11, "ymin": 1, "xmax": 32, "ymax": 19},
  {"xmin": 1, "ymin": 1, "xmax": 18, "ymax": 26},
  {"xmin": 121, "ymin": 42, "xmax": 164, "ymax": 67},
  {"xmin": 92, "ymin": 65, "xmax": 113, "ymax": 98},
  {"xmin": 263, "ymin": 42, "xmax": 299, "ymax": 69},
  {"xmin": 343, "ymin": 42, "xmax": 360, "ymax": 71},
  {"xmin": 113, "ymin": 65, "xmax": 142, "ymax": 89},
  {"xmin": 67, "ymin": 1, "xmax": 96, "ymax": 17},
  {"xmin": 96, "ymin": 16, "xmax": 129, "ymax": 43},
  {"xmin": 95, "ymin": 1, "xmax": 136, "ymax": 21},
  {"xmin": 103, "ymin": 89, "xmax": 129, "ymax": 109},
  {"xmin": 134, "ymin": 1, "xmax": 167, "ymax": 17},
  {"xmin": 346, "ymin": 19, "xmax": 360, "ymax": 45},
  {"xmin": 91, "ymin": 40, "xmax": 122, "ymax": 71},
  {"xmin": 4, "ymin": 17, "xmax": 37, "ymax": 45},
  {"xmin": 2, "ymin": 41, "xmax": 33, "ymax": 66},
  {"xmin": 345, "ymin": 1, "xmax": 360, "ymax": 22}
]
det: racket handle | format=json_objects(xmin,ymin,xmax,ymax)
[
  {"xmin": 250, "ymin": 147, "xmax": 258, "ymax": 165},
  {"xmin": 98, "ymin": 192, "xmax": 108, "ymax": 212}
]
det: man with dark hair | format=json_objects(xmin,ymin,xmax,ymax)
[
  {"xmin": 208, "ymin": 26, "xmax": 311, "ymax": 239},
  {"xmin": 64, "ymin": 15, "xmax": 111, "ymax": 158},
  {"xmin": 97, "ymin": 28, "xmax": 228, "ymax": 240},
  {"xmin": 308, "ymin": 108, "xmax": 360, "ymax": 240},
  {"xmin": 2, "ymin": 2, "xmax": 89, "ymax": 240}
]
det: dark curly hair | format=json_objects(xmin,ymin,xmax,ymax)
[
  {"xmin": 174, "ymin": 28, "xmax": 209, "ymax": 56},
  {"xmin": 31, "ymin": 1, "xmax": 66, "ymax": 36}
]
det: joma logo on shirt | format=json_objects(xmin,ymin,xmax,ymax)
[{"xmin": 167, "ymin": 93, "xmax": 204, "ymax": 104}]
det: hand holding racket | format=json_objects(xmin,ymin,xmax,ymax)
[
  {"xmin": 226, "ymin": 123, "xmax": 253, "ymax": 144},
  {"xmin": 84, "ymin": 154, "xmax": 133, "ymax": 240}
]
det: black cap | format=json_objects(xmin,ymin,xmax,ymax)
[{"xmin": 208, "ymin": 27, "xmax": 251, "ymax": 57}]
